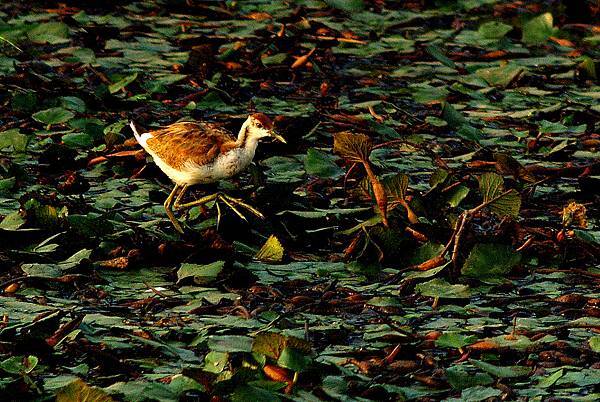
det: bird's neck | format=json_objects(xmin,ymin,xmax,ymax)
[{"xmin": 236, "ymin": 120, "xmax": 260, "ymax": 152}]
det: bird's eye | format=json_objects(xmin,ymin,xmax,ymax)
[{"xmin": 256, "ymin": 123, "xmax": 263, "ymax": 128}]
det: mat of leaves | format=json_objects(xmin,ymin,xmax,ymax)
[{"xmin": 0, "ymin": 0, "xmax": 599, "ymax": 401}]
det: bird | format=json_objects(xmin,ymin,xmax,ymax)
[{"xmin": 130, "ymin": 113, "xmax": 286, "ymax": 233}]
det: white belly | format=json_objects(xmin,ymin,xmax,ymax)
[{"xmin": 151, "ymin": 147, "xmax": 256, "ymax": 186}]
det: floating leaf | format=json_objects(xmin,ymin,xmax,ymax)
[
  {"xmin": 537, "ymin": 368, "xmax": 564, "ymax": 388},
  {"xmin": 176, "ymin": 261, "xmax": 224, "ymax": 284},
  {"xmin": 447, "ymin": 185, "xmax": 470, "ymax": 207},
  {"xmin": 0, "ymin": 355, "xmax": 38, "ymax": 374},
  {"xmin": 323, "ymin": 0, "xmax": 364, "ymax": 12},
  {"xmin": 441, "ymin": 102, "xmax": 482, "ymax": 142},
  {"xmin": 27, "ymin": 22, "xmax": 70, "ymax": 44},
  {"xmin": 471, "ymin": 360, "xmax": 531, "ymax": 378},
  {"xmin": 108, "ymin": 72, "xmax": 138, "ymax": 94},
  {"xmin": 476, "ymin": 64, "xmax": 524, "ymax": 87},
  {"xmin": 461, "ymin": 243, "xmax": 521, "ymax": 282},
  {"xmin": 478, "ymin": 21, "xmax": 513, "ymax": 39},
  {"xmin": 415, "ymin": 278, "xmax": 470, "ymax": 299},
  {"xmin": 203, "ymin": 351, "xmax": 228, "ymax": 374},
  {"xmin": 436, "ymin": 332, "xmax": 477, "ymax": 349},
  {"xmin": 32, "ymin": 107, "xmax": 75, "ymax": 126},
  {"xmin": 446, "ymin": 365, "xmax": 493, "ymax": 390},
  {"xmin": 0, "ymin": 211, "xmax": 26, "ymax": 230},
  {"xmin": 255, "ymin": 235, "xmax": 284, "ymax": 263},
  {"xmin": 0, "ymin": 129, "xmax": 29, "ymax": 152},
  {"xmin": 208, "ymin": 335, "xmax": 253, "ymax": 353},
  {"xmin": 62, "ymin": 133, "xmax": 94, "ymax": 148},
  {"xmin": 460, "ymin": 386, "xmax": 501, "ymax": 401},
  {"xmin": 277, "ymin": 347, "xmax": 311, "ymax": 372},
  {"xmin": 589, "ymin": 336, "xmax": 600, "ymax": 353},
  {"xmin": 304, "ymin": 149, "xmax": 344, "ymax": 179},
  {"xmin": 426, "ymin": 44, "xmax": 456, "ymax": 70},
  {"xmin": 522, "ymin": 13, "xmax": 556, "ymax": 45}
]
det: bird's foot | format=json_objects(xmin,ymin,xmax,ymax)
[{"xmin": 174, "ymin": 192, "xmax": 264, "ymax": 229}]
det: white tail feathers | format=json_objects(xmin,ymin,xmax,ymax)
[
  {"xmin": 130, "ymin": 121, "xmax": 152, "ymax": 148},
  {"xmin": 130, "ymin": 121, "xmax": 141, "ymax": 142}
]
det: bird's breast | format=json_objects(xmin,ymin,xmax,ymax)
[{"xmin": 214, "ymin": 147, "xmax": 254, "ymax": 177}]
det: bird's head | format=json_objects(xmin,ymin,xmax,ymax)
[{"xmin": 246, "ymin": 113, "xmax": 286, "ymax": 143}]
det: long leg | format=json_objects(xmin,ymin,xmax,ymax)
[
  {"xmin": 164, "ymin": 184, "xmax": 184, "ymax": 234},
  {"xmin": 173, "ymin": 184, "xmax": 189, "ymax": 209}
]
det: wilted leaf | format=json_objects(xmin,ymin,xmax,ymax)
[
  {"xmin": 56, "ymin": 379, "xmax": 115, "ymax": 402},
  {"xmin": 562, "ymin": 201, "xmax": 587, "ymax": 228},
  {"xmin": 384, "ymin": 173, "xmax": 408, "ymax": 204},
  {"xmin": 252, "ymin": 332, "xmax": 311, "ymax": 360},
  {"xmin": 333, "ymin": 131, "xmax": 372, "ymax": 163},
  {"xmin": 479, "ymin": 173, "xmax": 521, "ymax": 217},
  {"xmin": 429, "ymin": 169, "xmax": 448, "ymax": 190}
]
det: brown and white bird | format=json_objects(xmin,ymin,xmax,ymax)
[{"xmin": 130, "ymin": 113, "xmax": 285, "ymax": 233}]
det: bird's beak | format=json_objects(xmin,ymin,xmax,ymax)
[{"xmin": 271, "ymin": 132, "xmax": 287, "ymax": 144}]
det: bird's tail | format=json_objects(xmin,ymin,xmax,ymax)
[{"xmin": 130, "ymin": 121, "xmax": 142, "ymax": 143}]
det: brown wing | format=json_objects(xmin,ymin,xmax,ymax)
[{"xmin": 145, "ymin": 122, "xmax": 236, "ymax": 169}]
